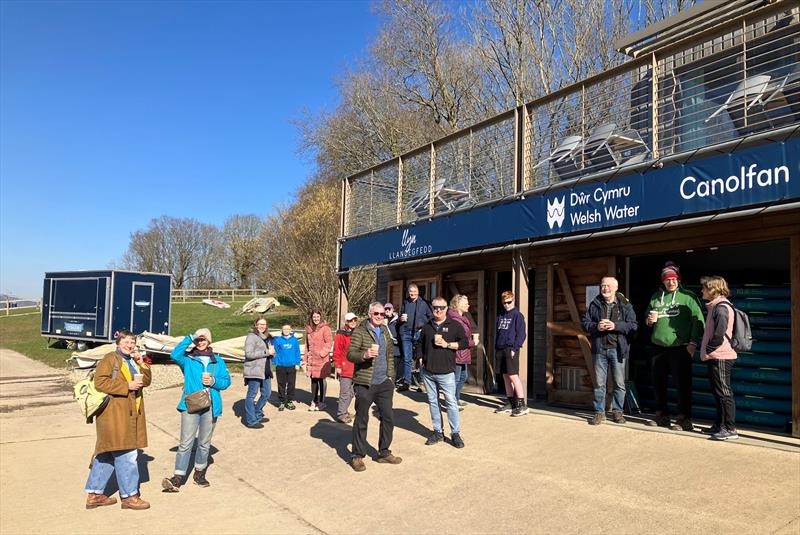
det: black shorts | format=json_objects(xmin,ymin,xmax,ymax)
[{"xmin": 497, "ymin": 347, "xmax": 519, "ymax": 375}]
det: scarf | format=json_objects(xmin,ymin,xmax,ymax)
[
  {"xmin": 115, "ymin": 348, "xmax": 143, "ymax": 412},
  {"xmin": 189, "ymin": 346, "xmax": 215, "ymax": 358}
]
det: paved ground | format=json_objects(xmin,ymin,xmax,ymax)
[{"xmin": 1, "ymin": 348, "xmax": 798, "ymax": 535}]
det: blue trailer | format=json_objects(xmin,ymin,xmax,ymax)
[{"xmin": 41, "ymin": 270, "xmax": 172, "ymax": 345}]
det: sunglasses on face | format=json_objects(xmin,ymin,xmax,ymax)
[
  {"xmin": 432, "ymin": 305, "xmax": 447, "ymax": 311},
  {"xmin": 503, "ymin": 301, "xmax": 513, "ymax": 305},
  {"xmin": 372, "ymin": 311, "xmax": 385, "ymax": 317}
]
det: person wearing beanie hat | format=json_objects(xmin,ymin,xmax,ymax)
[
  {"xmin": 193, "ymin": 328, "xmax": 212, "ymax": 344},
  {"xmin": 645, "ymin": 261, "xmax": 705, "ymax": 431},
  {"xmin": 163, "ymin": 327, "xmax": 231, "ymax": 492}
]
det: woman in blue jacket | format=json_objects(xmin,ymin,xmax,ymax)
[{"xmin": 162, "ymin": 328, "xmax": 231, "ymax": 492}]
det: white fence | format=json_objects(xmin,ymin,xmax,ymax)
[
  {"xmin": 171, "ymin": 288, "xmax": 271, "ymax": 303},
  {"xmin": 1, "ymin": 299, "xmax": 41, "ymax": 316}
]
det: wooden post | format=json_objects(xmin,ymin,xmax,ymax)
[
  {"xmin": 512, "ymin": 250, "xmax": 530, "ymax": 399},
  {"xmin": 791, "ymin": 234, "xmax": 800, "ymax": 438},
  {"xmin": 651, "ymin": 52, "xmax": 659, "ymax": 159},
  {"xmin": 545, "ymin": 264, "xmax": 555, "ymax": 401},
  {"xmin": 338, "ymin": 272, "xmax": 350, "ymax": 330}
]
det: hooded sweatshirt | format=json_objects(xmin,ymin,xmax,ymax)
[
  {"xmin": 646, "ymin": 285, "xmax": 705, "ymax": 348},
  {"xmin": 495, "ymin": 307, "xmax": 526, "ymax": 350},
  {"xmin": 273, "ymin": 332, "xmax": 302, "ymax": 367}
]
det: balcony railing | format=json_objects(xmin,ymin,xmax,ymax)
[{"xmin": 343, "ymin": 3, "xmax": 799, "ymax": 238}]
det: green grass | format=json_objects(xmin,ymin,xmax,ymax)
[{"xmin": 0, "ymin": 303, "xmax": 303, "ymax": 370}]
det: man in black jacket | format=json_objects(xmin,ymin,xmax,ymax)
[
  {"xmin": 397, "ymin": 284, "xmax": 433, "ymax": 391},
  {"xmin": 581, "ymin": 277, "xmax": 638, "ymax": 426},
  {"xmin": 416, "ymin": 297, "xmax": 469, "ymax": 448}
]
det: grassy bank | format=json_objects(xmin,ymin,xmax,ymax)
[{"xmin": 0, "ymin": 302, "xmax": 302, "ymax": 369}]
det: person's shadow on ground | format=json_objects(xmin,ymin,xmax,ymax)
[
  {"xmin": 101, "ymin": 449, "xmax": 153, "ymax": 496},
  {"xmin": 232, "ymin": 399, "xmax": 246, "ymax": 423},
  {"xmin": 166, "ymin": 442, "xmax": 219, "ymax": 475},
  {"xmin": 309, "ymin": 419, "xmax": 375, "ymax": 463},
  {"xmin": 461, "ymin": 393, "xmax": 501, "ymax": 409},
  {"xmin": 391, "ymin": 407, "xmax": 430, "ymax": 438}
]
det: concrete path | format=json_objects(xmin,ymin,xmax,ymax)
[
  {"xmin": 1, "ymin": 351, "xmax": 798, "ymax": 534},
  {"xmin": 0, "ymin": 349, "xmax": 73, "ymax": 413}
]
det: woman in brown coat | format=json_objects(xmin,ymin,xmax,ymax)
[
  {"xmin": 304, "ymin": 310, "xmax": 333, "ymax": 411},
  {"xmin": 84, "ymin": 330, "xmax": 152, "ymax": 510}
]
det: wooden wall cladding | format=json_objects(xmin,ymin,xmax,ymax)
[{"xmin": 547, "ymin": 256, "xmax": 615, "ymax": 407}]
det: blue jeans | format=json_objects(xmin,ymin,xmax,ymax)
[
  {"xmin": 400, "ymin": 333, "xmax": 414, "ymax": 384},
  {"xmin": 421, "ymin": 368, "xmax": 460, "ymax": 434},
  {"xmin": 85, "ymin": 449, "xmax": 139, "ymax": 498},
  {"xmin": 174, "ymin": 409, "xmax": 217, "ymax": 475},
  {"xmin": 593, "ymin": 347, "xmax": 626, "ymax": 413},
  {"xmin": 244, "ymin": 378, "xmax": 272, "ymax": 426},
  {"xmin": 454, "ymin": 364, "xmax": 468, "ymax": 401}
]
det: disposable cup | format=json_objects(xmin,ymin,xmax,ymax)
[
  {"xmin": 134, "ymin": 373, "xmax": 144, "ymax": 382},
  {"xmin": 370, "ymin": 343, "xmax": 379, "ymax": 353}
]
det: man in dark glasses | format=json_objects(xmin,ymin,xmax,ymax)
[
  {"xmin": 416, "ymin": 297, "xmax": 469, "ymax": 448},
  {"xmin": 346, "ymin": 301, "xmax": 402, "ymax": 472},
  {"xmin": 495, "ymin": 291, "xmax": 529, "ymax": 417}
]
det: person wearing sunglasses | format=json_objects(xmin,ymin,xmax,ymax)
[
  {"xmin": 417, "ymin": 297, "xmax": 470, "ymax": 448},
  {"xmin": 346, "ymin": 302, "xmax": 402, "ymax": 472},
  {"xmin": 494, "ymin": 291, "xmax": 529, "ymax": 416}
]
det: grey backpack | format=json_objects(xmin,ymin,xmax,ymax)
[{"xmin": 718, "ymin": 301, "xmax": 752, "ymax": 352}]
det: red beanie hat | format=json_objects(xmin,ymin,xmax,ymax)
[{"xmin": 661, "ymin": 261, "xmax": 680, "ymax": 280}]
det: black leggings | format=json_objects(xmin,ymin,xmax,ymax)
[{"xmin": 311, "ymin": 377, "xmax": 327, "ymax": 403}]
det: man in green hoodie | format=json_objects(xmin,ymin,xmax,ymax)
[{"xmin": 645, "ymin": 261, "xmax": 705, "ymax": 431}]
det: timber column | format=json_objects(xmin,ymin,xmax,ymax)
[
  {"xmin": 512, "ymin": 250, "xmax": 530, "ymax": 399},
  {"xmin": 337, "ymin": 272, "xmax": 350, "ymax": 331}
]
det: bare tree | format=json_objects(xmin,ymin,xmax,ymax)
[
  {"xmin": 121, "ymin": 216, "xmax": 223, "ymax": 288},
  {"xmin": 222, "ymin": 214, "xmax": 265, "ymax": 289},
  {"xmin": 262, "ymin": 183, "xmax": 340, "ymax": 320},
  {"xmin": 373, "ymin": 0, "xmax": 484, "ymax": 131}
]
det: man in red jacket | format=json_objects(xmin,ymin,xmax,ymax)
[{"xmin": 333, "ymin": 312, "xmax": 358, "ymax": 423}]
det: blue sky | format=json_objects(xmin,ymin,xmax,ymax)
[{"xmin": 0, "ymin": 0, "xmax": 378, "ymax": 297}]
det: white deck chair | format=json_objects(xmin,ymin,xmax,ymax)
[{"xmin": 706, "ymin": 74, "xmax": 771, "ymax": 122}]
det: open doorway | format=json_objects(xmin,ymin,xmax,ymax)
[{"xmin": 627, "ymin": 239, "xmax": 792, "ymax": 432}]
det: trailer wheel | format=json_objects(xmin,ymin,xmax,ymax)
[
  {"xmin": 76, "ymin": 341, "xmax": 88, "ymax": 352},
  {"xmin": 65, "ymin": 340, "xmax": 77, "ymax": 350}
]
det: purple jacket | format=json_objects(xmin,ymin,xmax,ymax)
[{"xmin": 447, "ymin": 309, "xmax": 475, "ymax": 365}]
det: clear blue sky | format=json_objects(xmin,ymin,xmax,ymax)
[{"xmin": 0, "ymin": 0, "xmax": 378, "ymax": 297}]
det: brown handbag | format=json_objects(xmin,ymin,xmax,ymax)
[{"xmin": 184, "ymin": 363, "xmax": 215, "ymax": 414}]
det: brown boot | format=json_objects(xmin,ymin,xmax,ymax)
[
  {"xmin": 120, "ymin": 494, "xmax": 150, "ymax": 510},
  {"xmin": 86, "ymin": 493, "xmax": 117, "ymax": 509},
  {"xmin": 374, "ymin": 453, "xmax": 403, "ymax": 464},
  {"xmin": 350, "ymin": 457, "xmax": 366, "ymax": 472},
  {"xmin": 193, "ymin": 468, "xmax": 210, "ymax": 488}
]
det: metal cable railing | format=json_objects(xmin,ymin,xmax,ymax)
[{"xmin": 344, "ymin": 4, "xmax": 799, "ymax": 237}]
